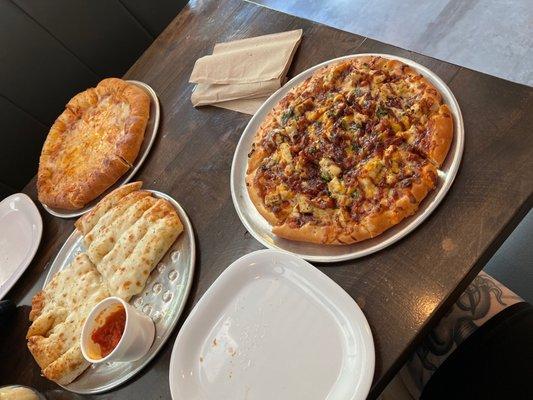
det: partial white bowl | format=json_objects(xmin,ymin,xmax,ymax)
[
  {"xmin": 169, "ymin": 249, "xmax": 375, "ymax": 400},
  {"xmin": 0, "ymin": 385, "xmax": 46, "ymax": 400},
  {"xmin": 0, "ymin": 193, "xmax": 42, "ymax": 299},
  {"xmin": 81, "ymin": 297, "xmax": 155, "ymax": 364}
]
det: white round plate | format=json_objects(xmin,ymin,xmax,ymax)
[
  {"xmin": 169, "ymin": 249, "xmax": 375, "ymax": 400},
  {"xmin": 43, "ymin": 190, "xmax": 195, "ymax": 394},
  {"xmin": 0, "ymin": 193, "xmax": 42, "ymax": 299},
  {"xmin": 42, "ymin": 80, "xmax": 160, "ymax": 218},
  {"xmin": 231, "ymin": 53, "xmax": 464, "ymax": 263}
]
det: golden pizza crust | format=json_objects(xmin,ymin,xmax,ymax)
[
  {"xmin": 246, "ymin": 56, "xmax": 451, "ymax": 245},
  {"xmin": 272, "ymin": 223, "xmax": 334, "ymax": 244},
  {"xmin": 362, "ymin": 164, "xmax": 437, "ymax": 238},
  {"xmin": 245, "ymin": 173, "xmax": 279, "ymax": 226},
  {"xmin": 37, "ymin": 78, "xmax": 150, "ymax": 210},
  {"xmin": 427, "ymin": 105, "xmax": 454, "ymax": 166},
  {"xmin": 273, "ymin": 222, "xmax": 371, "ymax": 245},
  {"xmin": 96, "ymin": 79, "xmax": 150, "ymax": 164}
]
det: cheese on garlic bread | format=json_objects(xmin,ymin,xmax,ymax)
[
  {"xmin": 27, "ymin": 254, "xmax": 109, "ymax": 385},
  {"xmin": 80, "ymin": 183, "xmax": 184, "ymax": 300},
  {"xmin": 27, "ymin": 182, "xmax": 184, "ymax": 385}
]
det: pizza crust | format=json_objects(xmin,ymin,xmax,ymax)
[
  {"xmin": 70, "ymin": 156, "xmax": 130, "ymax": 210},
  {"xmin": 246, "ymin": 56, "xmax": 452, "ymax": 245},
  {"xmin": 427, "ymin": 105, "xmax": 454, "ymax": 166},
  {"xmin": 37, "ymin": 79, "xmax": 150, "ymax": 210},
  {"xmin": 246, "ymin": 173, "xmax": 279, "ymax": 226},
  {"xmin": 362, "ymin": 164, "xmax": 437, "ymax": 237},
  {"xmin": 98, "ymin": 79, "xmax": 150, "ymax": 164},
  {"xmin": 273, "ymin": 220, "xmax": 372, "ymax": 245},
  {"xmin": 333, "ymin": 225, "xmax": 372, "ymax": 245},
  {"xmin": 273, "ymin": 223, "xmax": 334, "ymax": 244}
]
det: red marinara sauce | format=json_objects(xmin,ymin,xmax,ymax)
[{"xmin": 91, "ymin": 306, "xmax": 126, "ymax": 358}]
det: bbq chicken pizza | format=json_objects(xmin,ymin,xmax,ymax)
[{"xmin": 246, "ymin": 56, "xmax": 453, "ymax": 245}]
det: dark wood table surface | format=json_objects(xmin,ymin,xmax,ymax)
[{"xmin": 1, "ymin": 0, "xmax": 532, "ymax": 398}]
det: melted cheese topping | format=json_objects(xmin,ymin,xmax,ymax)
[
  {"xmin": 252, "ymin": 56, "xmax": 440, "ymax": 228},
  {"xmin": 60, "ymin": 97, "xmax": 131, "ymax": 173}
]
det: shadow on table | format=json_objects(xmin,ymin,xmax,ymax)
[{"xmin": 484, "ymin": 209, "xmax": 533, "ymax": 303}]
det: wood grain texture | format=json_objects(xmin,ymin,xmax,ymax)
[{"xmin": 1, "ymin": 0, "xmax": 532, "ymax": 398}]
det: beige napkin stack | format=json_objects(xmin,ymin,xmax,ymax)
[{"xmin": 190, "ymin": 29, "xmax": 303, "ymax": 115}]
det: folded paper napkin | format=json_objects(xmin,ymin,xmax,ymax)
[{"xmin": 190, "ymin": 29, "xmax": 303, "ymax": 115}]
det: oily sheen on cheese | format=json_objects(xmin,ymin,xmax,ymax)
[
  {"xmin": 37, "ymin": 78, "xmax": 150, "ymax": 210},
  {"xmin": 27, "ymin": 254, "xmax": 109, "ymax": 385},
  {"xmin": 93, "ymin": 198, "xmax": 183, "ymax": 300},
  {"xmin": 79, "ymin": 182, "xmax": 183, "ymax": 300},
  {"xmin": 75, "ymin": 181, "xmax": 143, "ymax": 236},
  {"xmin": 28, "ymin": 182, "xmax": 184, "ymax": 385},
  {"xmin": 85, "ymin": 192, "xmax": 155, "ymax": 263}
]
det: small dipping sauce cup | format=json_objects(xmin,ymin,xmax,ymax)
[{"xmin": 81, "ymin": 296, "xmax": 155, "ymax": 363}]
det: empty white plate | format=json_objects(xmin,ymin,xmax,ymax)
[
  {"xmin": 0, "ymin": 193, "xmax": 42, "ymax": 299},
  {"xmin": 169, "ymin": 249, "xmax": 374, "ymax": 400}
]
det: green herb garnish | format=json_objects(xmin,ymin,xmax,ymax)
[
  {"xmin": 349, "ymin": 122, "xmax": 362, "ymax": 131},
  {"xmin": 351, "ymin": 143, "xmax": 361, "ymax": 152},
  {"xmin": 376, "ymin": 106, "xmax": 388, "ymax": 118},
  {"xmin": 321, "ymin": 173, "xmax": 331, "ymax": 182},
  {"xmin": 341, "ymin": 119, "xmax": 350, "ymax": 130},
  {"xmin": 281, "ymin": 109, "xmax": 294, "ymax": 124}
]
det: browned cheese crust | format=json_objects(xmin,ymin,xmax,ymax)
[
  {"xmin": 27, "ymin": 181, "xmax": 184, "ymax": 385},
  {"xmin": 37, "ymin": 78, "xmax": 150, "ymax": 210},
  {"xmin": 74, "ymin": 181, "xmax": 142, "ymax": 234},
  {"xmin": 426, "ymin": 105, "xmax": 453, "ymax": 166},
  {"xmin": 246, "ymin": 56, "xmax": 451, "ymax": 245},
  {"xmin": 26, "ymin": 253, "xmax": 109, "ymax": 385}
]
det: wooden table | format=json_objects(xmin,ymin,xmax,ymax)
[{"xmin": 1, "ymin": 0, "xmax": 532, "ymax": 398}]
